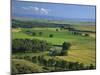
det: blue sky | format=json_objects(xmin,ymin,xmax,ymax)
[{"xmin": 12, "ymin": 0, "xmax": 96, "ymax": 20}]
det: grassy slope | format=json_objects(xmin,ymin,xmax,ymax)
[
  {"xmin": 12, "ymin": 59, "xmax": 44, "ymax": 74},
  {"xmin": 12, "ymin": 27, "xmax": 96, "ymax": 66}
]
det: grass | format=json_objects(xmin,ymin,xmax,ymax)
[
  {"xmin": 12, "ymin": 26, "xmax": 96, "ymax": 66},
  {"xmin": 73, "ymin": 25, "xmax": 96, "ymax": 32},
  {"xmin": 12, "ymin": 59, "xmax": 43, "ymax": 73},
  {"xmin": 56, "ymin": 50, "xmax": 96, "ymax": 66}
]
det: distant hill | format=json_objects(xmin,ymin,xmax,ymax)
[{"xmin": 13, "ymin": 13, "xmax": 95, "ymax": 23}]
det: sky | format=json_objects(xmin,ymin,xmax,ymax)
[{"xmin": 12, "ymin": 0, "xmax": 96, "ymax": 20}]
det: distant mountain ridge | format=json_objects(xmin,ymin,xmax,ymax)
[{"xmin": 13, "ymin": 13, "xmax": 95, "ymax": 22}]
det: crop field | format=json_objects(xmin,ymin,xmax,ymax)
[
  {"xmin": 73, "ymin": 25, "xmax": 96, "ymax": 32},
  {"xmin": 12, "ymin": 26, "xmax": 96, "ymax": 66}
]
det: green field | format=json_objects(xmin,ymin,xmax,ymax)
[{"xmin": 12, "ymin": 27, "xmax": 96, "ymax": 66}]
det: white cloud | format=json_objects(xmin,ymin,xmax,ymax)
[
  {"xmin": 33, "ymin": 7, "xmax": 39, "ymax": 11},
  {"xmin": 21, "ymin": 7, "xmax": 29, "ymax": 10},
  {"xmin": 40, "ymin": 8, "xmax": 48, "ymax": 15},
  {"xmin": 21, "ymin": 6, "xmax": 50, "ymax": 15}
]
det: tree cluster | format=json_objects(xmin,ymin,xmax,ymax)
[
  {"xmin": 61, "ymin": 42, "xmax": 71, "ymax": 56},
  {"xmin": 71, "ymin": 31, "xmax": 89, "ymax": 37},
  {"xmin": 12, "ymin": 39, "xmax": 51, "ymax": 53},
  {"xmin": 14, "ymin": 55, "xmax": 95, "ymax": 73},
  {"xmin": 12, "ymin": 19, "xmax": 67, "ymax": 28},
  {"xmin": 49, "ymin": 42, "xmax": 71, "ymax": 56}
]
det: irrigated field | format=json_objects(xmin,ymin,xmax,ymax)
[{"xmin": 12, "ymin": 26, "xmax": 96, "ymax": 66}]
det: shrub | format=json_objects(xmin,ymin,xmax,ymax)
[
  {"xmin": 32, "ymin": 32, "xmax": 36, "ymax": 36},
  {"xmin": 84, "ymin": 33, "xmax": 89, "ymax": 36},
  {"xmin": 56, "ymin": 29, "xmax": 59, "ymax": 31},
  {"xmin": 49, "ymin": 34, "xmax": 54, "ymax": 38},
  {"xmin": 39, "ymin": 32, "xmax": 43, "ymax": 36}
]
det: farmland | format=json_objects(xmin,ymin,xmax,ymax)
[
  {"xmin": 12, "ymin": 25, "xmax": 96, "ymax": 68},
  {"xmin": 11, "ymin": 0, "xmax": 96, "ymax": 74}
]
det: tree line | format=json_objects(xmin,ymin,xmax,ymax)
[
  {"xmin": 12, "ymin": 39, "xmax": 51, "ymax": 53},
  {"xmin": 13, "ymin": 55, "xmax": 95, "ymax": 74},
  {"xmin": 12, "ymin": 19, "xmax": 69, "ymax": 28},
  {"xmin": 24, "ymin": 30, "xmax": 54, "ymax": 38},
  {"xmin": 12, "ymin": 39, "xmax": 71, "ymax": 56}
]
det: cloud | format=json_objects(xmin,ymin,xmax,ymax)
[
  {"xmin": 21, "ymin": 6, "xmax": 50, "ymax": 15},
  {"xmin": 21, "ymin": 7, "xmax": 29, "ymax": 10},
  {"xmin": 40, "ymin": 8, "xmax": 49, "ymax": 15},
  {"xmin": 33, "ymin": 7, "xmax": 39, "ymax": 11}
]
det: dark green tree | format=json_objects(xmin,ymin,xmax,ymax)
[
  {"xmin": 49, "ymin": 34, "xmax": 54, "ymax": 38},
  {"xmin": 32, "ymin": 56, "xmax": 38, "ymax": 63},
  {"xmin": 56, "ymin": 29, "xmax": 59, "ymax": 31},
  {"xmin": 39, "ymin": 32, "xmax": 43, "ymax": 36},
  {"xmin": 12, "ymin": 39, "xmax": 51, "ymax": 53},
  {"xmin": 32, "ymin": 32, "xmax": 36, "ymax": 36},
  {"xmin": 61, "ymin": 42, "xmax": 71, "ymax": 56},
  {"xmin": 62, "ymin": 42, "xmax": 71, "ymax": 50},
  {"xmin": 89, "ymin": 64, "xmax": 94, "ymax": 69}
]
